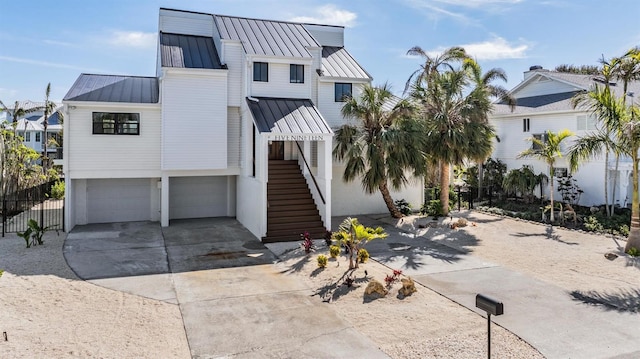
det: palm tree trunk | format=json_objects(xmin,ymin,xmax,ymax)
[
  {"xmin": 440, "ymin": 162, "xmax": 450, "ymax": 215},
  {"xmin": 549, "ymin": 167, "xmax": 555, "ymax": 222},
  {"xmin": 611, "ymin": 155, "xmax": 620, "ymax": 216},
  {"xmin": 625, "ymin": 149, "xmax": 640, "ymax": 252},
  {"xmin": 378, "ymin": 181, "xmax": 402, "ymax": 218},
  {"xmin": 477, "ymin": 162, "xmax": 484, "ymax": 200}
]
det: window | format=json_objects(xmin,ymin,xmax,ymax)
[
  {"xmin": 290, "ymin": 64, "xmax": 304, "ymax": 83},
  {"xmin": 35, "ymin": 132, "xmax": 41, "ymax": 142},
  {"xmin": 553, "ymin": 167, "xmax": 568, "ymax": 178},
  {"xmin": 577, "ymin": 114, "xmax": 596, "ymax": 131},
  {"xmin": 253, "ymin": 62, "xmax": 268, "ymax": 82},
  {"xmin": 335, "ymin": 83, "xmax": 352, "ymax": 102},
  {"xmin": 92, "ymin": 112, "xmax": 140, "ymax": 135},
  {"xmin": 532, "ymin": 133, "xmax": 548, "ymax": 150},
  {"xmin": 523, "ymin": 118, "xmax": 530, "ymax": 132},
  {"xmin": 25, "ymin": 132, "xmax": 31, "ymax": 141}
]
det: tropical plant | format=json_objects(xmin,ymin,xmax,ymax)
[
  {"xmin": 17, "ymin": 219, "xmax": 55, "ymax": 248},
  {"xmin": 556, "ymin": 175, "xmax": 583, "ymax": 206},
  {"xmin": 300, "ymin": 231, "xmax": 314, "ymax": 253},
  {"xmin": 394, "ymin": 199, "xmax": 412, "ymax": 216},
  {"xmin": 502, "ymin": 165, "xmax": 547, "ymax": 202},
  {"xmin": 317, "ymin": 254, "xmax": 328, "ymax": 268},
  {"xmin": 334, "ymin": 83, "xmax": 426, "ymax": 218},
  {"xmin": 332, "ymin": 217, "xmax": 387, "ymax": 269},
  {"xmin": 407, "ymin": 47, "xmax": 509, "ymax": 216},
  {"xmin": 41, "ymin": 83, "xmax": 64, "ymax": 172},
  {"xmin": 518, "ymin": 130, "xmax": 574, "ymax": 222},
  {"xmin": 50, "ymin": 180, "xmax": 65, "ymax": 199},
  {"xmin": 329, "ymin": 245, "xmax": 341, "ymax": 258},
  {"xmin": 357, "ymin": 248, "xmax": 370, "ymax": 263}
]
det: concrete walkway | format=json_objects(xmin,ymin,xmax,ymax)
[
  {"xmin": 64, "ymin": 218, "xmax": 388, "ymax": 358},
  {"xmin": 347, "ymin": 214, "xmax": 640, "ymax": 359}
]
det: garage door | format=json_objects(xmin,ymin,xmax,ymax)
[
  {"xmin": 87, "ymin": 179, "xmax": 151, "ymax": 223},
  {"xmin": 169, "ymin": 176, "xmax": 228, "ymax": 220}
]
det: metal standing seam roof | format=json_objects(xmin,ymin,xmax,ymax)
[
  {"xmin": 159, "ymin": 32, "xmax": 224, "ymax": 69},
  {"xmin": 246, "ymin": 97, "xmax": 332, "ymax": 135},
  {"xmin": 321, "ymin": 46, "xmax": 371, "ymax": 80},
  {"xmin": 214, "ymin": 15, "xmax": 319, "ymax": 58},
  {"xmin": 63, "ymin": 74, "xmax": 159, "ymax": 103}
]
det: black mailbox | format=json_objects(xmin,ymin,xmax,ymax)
[{"xmin": 476, "ymin": 294, "xmax": 504, "ymax": 316}]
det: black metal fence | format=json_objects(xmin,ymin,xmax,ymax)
[{"xmin": 1, "ymin": 180, "xmax": 64, "ymax": 236}]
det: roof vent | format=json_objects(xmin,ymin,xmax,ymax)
[{"xmin": 529, "ymin": 65, "xmax": 543, "ymax": 71}]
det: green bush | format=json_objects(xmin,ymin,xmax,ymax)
[
  {"xmin": 627, "ymin": 247, "xmax": 640, "ymax": 257},
  {"xmin": 583, "ymin": 216, "xmax": 604, "ymax": 232},
  {"xmin": 50, "ymin": 180, "xmax": 65, "ymax": 199},
  {"xmin": 329, "ymin": 245, "xmax": 341, "ymax": 258},
  {"xmin": 317, "ymin": 254, "xmax": 328, "ymax": 268},
  {"xmin": 358, "ymin": 248, "xmax": 370, "ymax": 263},
  {"xmin": 394, "ymin": 199, "xmax": 412, "ymax": 216},
  {"xmin": 422, "ymin": 199, "xmax": 444, "ymax": 217}
]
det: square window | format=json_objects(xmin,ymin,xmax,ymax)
[
  {"xmin": 532, "ymin": 133, "xmax": 548, "ymax": 150},
  {"xmin": 335, "ymin": 83, "xmax": 352, "ymax": 102},
  {"xmin": 554, "ymin": 167, "xmax": 568, "ymax": 178},
  {"xmin": 253, "ymin": 62, "xmax": 268, "ymax": 82},
  {"xmin": 577, "ymin": 115, "xmax": 597, "ymax": 130},
  {"xmin": 25, "ymin": 132, "xmax": 31, "ymax": 141},
  {"xmin": 92, "ymin": 112, "xmax": 140, "ymax": 135},
  {"xmin": 35, "ymin": 132, "xmax": 41, "ymax": 142},
  {"xmin": 290, "ymin": 64, "xmax": 304, "ymax": 83}
]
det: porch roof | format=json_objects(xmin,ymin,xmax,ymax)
[{"xmin": 246, "ymin": 97, "xmax": 332, "ymax": 135}]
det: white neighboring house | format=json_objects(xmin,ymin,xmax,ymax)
[
  {"xmin": 62, "ymin": 7, "xmax": 423, "ymax": 241},
  {"xmin": 490, "ymin": 66, "xmax": 640, "ymax": 207},
  {"xmin": 2, "ymin": 105, "xmax": 64, "ymax": 166}
]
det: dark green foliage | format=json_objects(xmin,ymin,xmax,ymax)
[
  {"xmin": 555, "ymin": 64, "xmax": 601, "ymax": 75},
  {"xmin": 422, "ymin": 199, "xmax": 444, "ymax": 217},
  {"xmin": 17, "ymin": 219, "xmax": 55, "ymax": 248},
  {"xmin": 627, "ymin": 247, "xmax": 640, "ymax": 257},
  {"xmin": 50, "ymin": 180, "xmax": 65, "ymax": 199},
  {"xmin": 556, "ymin": 175, "xmax": 583, "ymax": 206},
  {"xmin": 394, "ymin": 199, "xmax": 412, "ymax": 216}
]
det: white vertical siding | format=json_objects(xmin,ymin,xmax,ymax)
[
  {"xmin": 310, "ymin": 48, "xmax": 322, "ymax": 105},
  {"xmin": 317, "ymin": 81, "xmax": 364, "ymax": 128},
  {"xmin": 66, "ymin": 106, "xmax": 161, "ymax": 178},
  {"xmin": 251, "ymin": 62, "xmax": 311, "ymax": 99},
  {"xmin": 224, "ymin": 42, "xmax": 243, "ymax": 106},
  {"xmin": 162, "ymin": 70, "xmax": 228, "ymax": 170},
  {"xmin": 303, "ymin": 25, "xmax": 344, "ymax": 47},
  {"xmin": 228, "ymin": 107, "xmax": 241, "ymax": 167},
  {"xmin": 159, "ymin": 9, "xmax": 213, "ymax": 37}
]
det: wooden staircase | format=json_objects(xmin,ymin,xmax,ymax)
[{"xmin": 263, "ymin": 160, "xmax": 327, "ymax": 243}]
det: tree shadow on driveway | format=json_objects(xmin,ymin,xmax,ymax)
[{"xmin": 570, "ymin": 288, "xmax": 640, "ymax": 312}]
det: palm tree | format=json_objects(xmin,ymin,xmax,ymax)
[
  {"xmin": 409, "ymin": 53, "xmax": 504, "ymax": 215},
  {"xmin": 334, "ymin": 83, "xmax": 426, "ymax": 218},
  {"xmin": 404, "ymin": 46, "xmax": 468, "ymax": 94},
  {"xmin": 518, "ymin": 129, "xmax": 574, "ymax": 222},
  {"xmin": 42, "ymin": 83, "xmax": 63, "ymax": 172},
  {"xmin": 624, "ymin": 105, "xmax": 640, "ymax": 252},
  {"xmin": 0, "ymin": 100, "xmax": 44, "ymax": 126}
]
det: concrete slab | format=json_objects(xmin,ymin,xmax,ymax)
[
  {"xmin": 90, "ymin": 273, "xmax": 177, "ymax": 304},
  {"xmin": 180, "ymin": 292, "xmax": 389, "ymax": 359},
  {"xmin": 65, "ymin": 246, "xmax": 169, "ymax": 279},
  {"xmin": 172, "ymin": 265, "xmax": 310, "ymax": 304},
  {"xmin": 415, "ymin": 265, "xmax": 640, "ymax": 359}
]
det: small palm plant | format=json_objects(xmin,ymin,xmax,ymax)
[{"xmin": 332, "ymin": 217, "xmax": 387, "ymax": 269}]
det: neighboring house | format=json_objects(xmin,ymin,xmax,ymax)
[
  {"xmin": 2, "ymin": 105, "xmax": 64, "ymax": 166},
  {"xmin": 490, "ymin": 66, "xmax": 640, "ymax": 207},
  {"xmin": 62, "ymin": 8, "xmax": 423, "ymax": 241}
]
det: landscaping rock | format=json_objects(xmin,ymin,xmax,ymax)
[
  {"xmin": 399, "ymin": 277, "xmax": 417, "ymax": 297},
  {"xmin": 364, "ymin": 280, "xmax": 388, "ymax": 297}
]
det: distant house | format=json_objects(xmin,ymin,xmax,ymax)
[
  {"xmin": 62, "ymin": 8, "xmax": 423, "ymax": 241},
  {"xmin": 490, "ymin": 66, "xmax": 640, "ymax": 207}
]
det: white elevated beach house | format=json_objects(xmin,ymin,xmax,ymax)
[
  {"xmin": 62, "ymin": 8, "xmax": 423, "ymax": 241},
  {"xmin": 490, "ymin": 66, "xmax": 640, "ymax": 207}
]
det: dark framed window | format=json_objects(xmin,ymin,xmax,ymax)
[
  {"xmin": 532, "ymin": 133, "xmax": 548, "ymax": 151},
  {"xmin": 253, "ymin": 62, "xmax": 268, "ymax": 82},
  {"xmin": 335, "ymin": 83, "xmax": 352, "ymax": 102},
  {"xmin": 35, "ymin": 132, "xmax": 41, "ymax": 142},
  {"xmin": 24, "ymin": 132, "xmax": 31, "ymax": 141},
  {"xmin": 523, "ymin": 118, "xmax": 530, "ymax": 132},
  {"xmin": 92, "ymin": 112, "xmax": 140, "ymax": 135},
  {"xmin": 290, "ymin": 64, "xmax": 304, "ymax": 83},
  {"xmin": 553, "ymin": 167, "xmax": 568, "ymax": 178}
]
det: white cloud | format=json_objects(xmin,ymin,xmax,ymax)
[
  {"xmin": 461, "ymin": 37, "xmax": 529, "ymax": 59},
  {"xmin": 108, "ymin": 31, "xmax": 156, "ymax": 49},
  {"xmin": 289, "ymin": 4, "xmax": 357, "ymax": 27},
  {"xmin": 0, "ymin": 55, "xmax": 105, "ymax": 72},
  {"xmin": 404, "ymin": 0, "xmax": 522, "ymax": 21}
]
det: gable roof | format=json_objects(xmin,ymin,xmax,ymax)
[
  {"xmin": 64, "ymin": 74, "xmax": 159, "ymax": 103},
  {"xmin": 214, "ymin": 15, "xmax": 319, "ymax": 58},
  {"xmin": 246, "ymin": 97, "xmax": 332, "ymax": 135},
  {"xmin": 321, "ymin": 46, "xmax": 371, "ymax": 80},
  {"xmin": 159, "ymin": 33, "xmax": 225, "ymax": 69}
]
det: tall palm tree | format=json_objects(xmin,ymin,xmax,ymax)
[
  {"xmin": 334, "ymin": 84, "xmax": 426, "ymax": 218},
  {"xmin": 404, "ymin": 46, "xmax": 468, "ymax": 95},
  {"xmin": 518, "ymin": 129, "xmax": 574, "ymax": 222},
  {"xmin": 624, "ymin": 105, "xmax": 640, "ymax": 252}
]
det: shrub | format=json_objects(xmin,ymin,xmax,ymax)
[
  {"xmin": 332, "ymin": 217, "xmax": 387, "ymax": 269},
  {"xmin": 358, "ymin": 248, "xmax": 370, "ymax": 263},
  {"xmin": 422, "ymin": 199, "xmax": 444, "ymax": 217},
  {"xmin": 627, "ymin": 247, "xmax": 640, "ymax": 257},
  {"xmin": 50, "ymin": 180, "xmax": 65, "ymax": 199},
  {"xmin": 317, "ymin": 254, "xmax": 328, "ymax": 268},
  {"xmin": 384, "ymin": 269, "xmax": 403, "ymax": 288},
  {"xmin": 300, "ymin": 231, "xmax": 314, "ymax": 253},
  {"xmin": 17, "ymin": 219, "xmax": 55, "ymax": 248},
  {"xmin": 394, "ymin": 199, "xmax": 412, "ymax": 216},
  {"xmin": 329, "ymin": 245, "xmax": 341, "ymax": 258},
  {"xmin": 583, "ymin": 216, "xmax": 604, "ymax": 232}
]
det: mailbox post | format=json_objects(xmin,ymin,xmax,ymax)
[{"xmin": 476, "ymin": 294, "xmax": 504, "ymax": 359}]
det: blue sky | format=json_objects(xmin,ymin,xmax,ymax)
[{"xmin": 2, "ymin": 0, "xmax": 639, "ymax": 104}]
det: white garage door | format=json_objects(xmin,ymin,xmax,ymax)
[
  {"xmin": 87, "ymin": 179, "xmax": 151, "ymax": 223},
  {"xmin": 169, "ymin": 176, "xmax": 228, "ymax": 220}
]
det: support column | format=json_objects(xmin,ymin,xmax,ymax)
[
  {"xmin": 161, "ymin": 174, "xmax": 169, "ymax": 227},
  {"xmin": 302, "ymin": 140, "xmax": 311, "ymax": 175},
  {"xmin": 317, "ymin": 137, "xmax": 332, "ymax": 229}
]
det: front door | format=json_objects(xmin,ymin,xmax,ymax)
[{"xmin": 268, "ymin": 141, "xmax": 284, "ymax": 160}]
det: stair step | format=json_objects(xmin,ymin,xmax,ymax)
[
  {"xmin": 268, "ymin": 188, "xmax": 309, "ymax": 195},
  {"xmin": 266, "ymin": 226, "xmax": 327, "ymax": 239},
  {"xmin": 268, "ymin": 193, "xmax": 313, "ymax": 201},
  {"xmin": 268, "ymin": 221, "xmax": 326, "ymax": 232},
  {"xmin": 268, "ymin": 215, "xmax": 322, "ymax": 224},
  {"xmin": 268, "ymin": 208, "xmax": 319, "ymax": 217},
  {"xmin": 269, "ymin": 198, "xmax": 318, "ymax": 206}
]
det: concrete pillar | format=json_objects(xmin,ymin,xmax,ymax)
[
  {"xmin": 317, "ymin": 137, "xmax": 332, "ymax": 229},
  {"xmin": 161, "ymin": 174, "xmax": 169, "ymax": 227},
  {"xmin": 302, "ymin": 140, "xmax": 311, "ymax": 175}
]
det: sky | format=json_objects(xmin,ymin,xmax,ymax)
[{"xmin": 1, "ymin": 0, "xmax": 640, "ymax": 105}]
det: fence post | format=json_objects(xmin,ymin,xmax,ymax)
[
  {"xmin": 39, "ymin": 183, "xmax": 45, "ymax": 229},
  {"xmin": 457, "ymin": 187, "xmax": 461, "ymax": 212},
  {"xmin": 469, "ymin": 190, "xmax": 474, "ymax": 209},
  {"xmin": 489, "ymin": 186, "xmax": 493, "ymax": 207},
  {"xmin": 2, "ymin": 197, "xmax": 5, "ymax": 237}
]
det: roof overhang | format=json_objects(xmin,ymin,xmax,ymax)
[{"xmin": 246, "ymin": 97, "xmax": 333, "ymax": 139}]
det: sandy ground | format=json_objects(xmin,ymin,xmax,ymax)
[
  {"xmin": 0, "ymin": 232, "xmax": 190, "ymax": 359},
  {"xmin": 1, "ymin": 211, "xmax": 637, "ymax": 358}
]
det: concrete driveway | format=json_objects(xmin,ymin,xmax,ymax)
[{"xmin": 64, "ymin": 218, "xmax": 388, "ymax": 358}]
